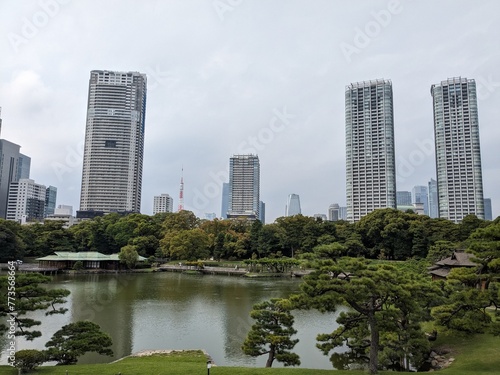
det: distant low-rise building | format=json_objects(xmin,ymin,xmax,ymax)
[
  {"xmin": 7, "ymin": 178, "xmax": 46, "ymax": 223},
  {"xmin": 153, "ymin": 194, "xmax": 173, "ymax": 214},
  {"xmin": 45, "ymin": 204, "xmax": 75, "ymax": 228}
]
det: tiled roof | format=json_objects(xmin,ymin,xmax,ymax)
[{"xmin": 435, "ymin": 251, "xmax": 477, "ymax": 267}]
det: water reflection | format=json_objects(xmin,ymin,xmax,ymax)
[{"xmin": 1, "ymin": 272, "xmax": 341, "ymax": 369}]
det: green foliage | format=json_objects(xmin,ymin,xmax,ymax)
[
  {"xmin": 432, "ymin": 280, "xmax": 498, "ymax": 335},
  {"xmin": 10, "ymin": 349, "xmax": 46, "ymax": 373},
  {"xmin": 72, "ymin": 260, "xmax": 84, "ymax": 270},
  {"xmin": 119, "ymin": 244, "xmax": 140, "ymax": 269},
  {"xmin": 297, "ymin": 258, "xmax": 442, "ymax": 374},
  {"xmin": 0, "ymin": 219, "xmax": 26, "ymax": 261},
  {"xmin": 468, "ymin": 221, "xmax": 500, "ymax": 284},
  {"xmin": 162, "ymin": 228, "xmax": 210, "ymax": 261},
  {"xmin": 427, "ymin": 240, "xmax": 457, "ymax": 263},
  {"xmin": 45, "ymin": 321, "xmax": 113, "ymax": 365},
  {"xmin": 0, "ymin": 273, "xmax": 69, "ymax": 340},
  {"xmin": 242, "ymin": 298, "xmax": 300, "ymax": 367}
]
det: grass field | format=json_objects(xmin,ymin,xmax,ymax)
[{"xmin": 1, "ymin": 333, "xmax": 499, "ymax": 375}]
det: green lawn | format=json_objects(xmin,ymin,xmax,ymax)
[
  {"xmin": 433, "ymin": 332, "xmax": 500, "ymax": 375},
  {"xmin": 1, "ymin": 334, "xmax": 499, "ymax": 375}
]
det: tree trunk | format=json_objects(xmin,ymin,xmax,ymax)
[
  {"xmin": 266, "ymin": 346, "xmax": 275, "ymax": 367},
  {"xmin": 367, "ymin": 307, "xmax": 379, "ymax": 374}
]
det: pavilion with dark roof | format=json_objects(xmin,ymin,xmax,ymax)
[{"xmin": 428, "ymin": 250, "xmax": 477, "ymax": 281}]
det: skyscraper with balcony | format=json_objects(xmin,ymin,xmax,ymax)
[
  {"xmin": 431, "ymin": 77, "xmax": 484, "ymax": 223},
  {"xmin": 285, "ymin": 194, "xmax": 301, "ymax": 216},
  {"xmin": 227, "ymin": 154, "xmax": 260, "ymax": 220},
  {"xmin": 79, "ymin": 70, "xmax": 147, "ymax": 216},
  {"xmin": 345, "ymin": 79, "xmax": 397, "ymax": 222}
]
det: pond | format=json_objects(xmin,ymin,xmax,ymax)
[{"xmin": 1, "ymin": 272, "xmax": 345, "ymax": 369}]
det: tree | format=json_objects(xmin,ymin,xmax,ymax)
[
  {"xmin": 297, "ymin": 258, "xmax": 441, "ymax": 374},
  {"xmin": 119, "ymin": 245, "xmax": 140, "ymax": 269},
  {"xmin": 0, "ymin": 273, "xmax": 70, "ymax": 340},
  {"xmin": 45, "ymin": 321, "xmax": 113, "ymax": 365},
  {"xmin": 467, "ymin": 221, "xmax": 500, "ymax": 288},
  {"xmin": 426, "ymin": 240, "xmax": 457, "ymax": 263},
  {"xmin": 11, "ymin": 349, "xmax": 46, "ymax": 373},
  {"xmin": 275, "ymin": 215, "xmax": 316, "ymax": 257},
  {"xmin": 163, "ymin": 228, "xmax": 210, "ymax": 260},
  {"xmin": 242, "ymin": 298, "xmax": 300, "ymax": 367},
  {"xmin": 431, "ymin": 278, "xmax": 498, "ymax": 335},
  {"xmin": 0, "ymin": 219, "xmax": 25, "ymax": 261}
]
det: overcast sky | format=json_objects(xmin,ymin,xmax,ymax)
[{"xmin": 1, "ymin": 0, "xmax": 499, "ymax": 222}]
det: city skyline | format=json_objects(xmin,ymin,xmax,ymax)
[{"xmin": 1, "ymin": 1, "xmax": 499, "ymax": 222}]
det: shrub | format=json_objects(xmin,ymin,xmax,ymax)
[
  {"xmin": 73, "ymin": 260, "xmax": 84, "ymax": 270},
  {"xmin": 11, "ymin": 349, "xmax": 46, "ymax": 373}
]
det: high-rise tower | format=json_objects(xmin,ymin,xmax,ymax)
[
  {"xmin": 227, "ymin": 154, "xmax": 260, "ymax": 220},
  {"xmin": 345, "ymin": 79, "xmax": 397, "ymax": 222},
  {"xmin": 79, "ymin": 70, "xmax": 147, "ymax": 215},
  {"xmin": 431, "ymin": 77, "xmax": 484, "ymax": 222},
  {"xmin": 285, "ymin": 194, "xmax": 301, "ymax": 216}
]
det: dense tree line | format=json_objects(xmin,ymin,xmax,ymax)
[{"xmin": 0, "ymin": 208, "xmax": 495, "ymax": 262}]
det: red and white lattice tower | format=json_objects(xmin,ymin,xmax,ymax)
[{"xmin": 178, "ymin": 167, "xmax": 184, "ymax": 212}]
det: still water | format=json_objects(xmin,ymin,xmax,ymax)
[{"xmin": 1, "ymin": 272, "xmax": 342, "ymax": 369}]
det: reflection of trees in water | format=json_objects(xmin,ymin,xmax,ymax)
[
  {"xmin": 70, "ymin": 273, "xmax": 137, "ymax": 363},
  {"xmin": 222, "ymin": 279, "xmax": 301, "ymax": 365}
]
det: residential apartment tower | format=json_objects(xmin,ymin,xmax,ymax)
[
  {"xmin": 345, "ymin": 79, "xmax": 397, "ymax": 222},
  {"xmin": 79, "ymin": 70, "xmax": 147, "ymax": 215},
  {"xmin": 431, "ymin": 77, "xmax": 484, "ymax": 222}
]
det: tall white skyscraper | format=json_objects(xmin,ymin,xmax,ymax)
[
  {"xmin": 79, "ymin": 70, "xmax": 147, "ymax": 216},
  {"xmin": 345, "ymin": 79, "xmax": 397, "ymax": 222},
  {"xmin": 153, "ymin": 194, "xmax": 173, "ymax": 215},
  {"xmin": 285, "ymin": 194, "xmax": 301, "ymax": 216},
  {"xmin": 431, "ymin": 77, "xmax": 484, "ymax": 222},
  {"xmin": 227, "ymin": 154, "xmax": 260, "ymax": 220}
]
